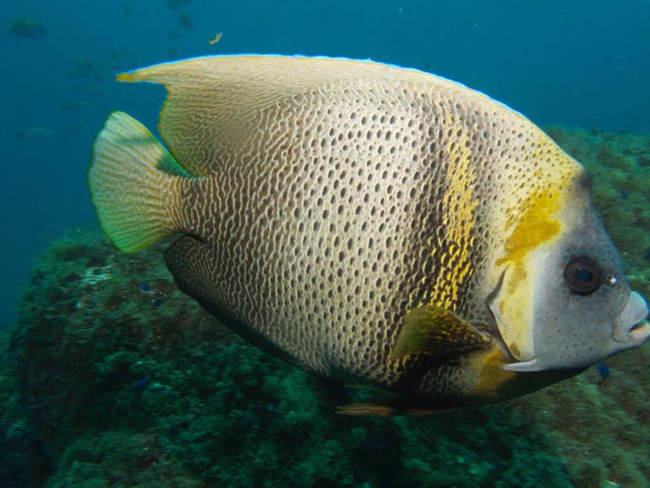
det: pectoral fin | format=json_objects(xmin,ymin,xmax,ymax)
[{"xmin": 389, "ymin": 305, "xmax": 492, "ymax": 363}]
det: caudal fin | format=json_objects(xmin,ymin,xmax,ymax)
[{"xmin": 88, "ymin": 111, "xmax": 194, "ymax": 253}]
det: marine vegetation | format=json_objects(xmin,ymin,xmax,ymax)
[
  {"xmin": 8, "ymin": 17, "xmax": 47, "ymax": 40},
  {"xmin": 0, "ymin": 127, "xmax": 649, "ymax": 487}
]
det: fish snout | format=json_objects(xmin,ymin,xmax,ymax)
[{"xmin": 613, "ymin": 292, "xmax": 650, "ymax": 346}]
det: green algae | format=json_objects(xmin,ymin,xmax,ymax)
[{"xmin": 1, "ymin": 128, "xmax": 650, "ymax": 487}]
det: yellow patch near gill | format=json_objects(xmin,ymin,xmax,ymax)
[
  {"xmin": 496, "ymin": 191, "xmax": 561, "ymax": 292},
  {"xmin": 491, "ymin": 188, "xmax": 563, "ymax": 360},
  {"xmin": 426, "ymin": 134, "xmax": 478, "ymax": 310}
]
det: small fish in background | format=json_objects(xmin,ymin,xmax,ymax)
[
  {"xmin": 69, "ymin": 56, "xmax": 98, "ymax": 79},
  {"xmin": 596, "ymin": 363, "xmax": 611, "ymax": 384},
  {"xmin": 176, "ymin": 11, "xmax": 193, "ymax": 31},
  {"xmin": 124, "ymin": 1, "xmax": 132, "ymax": 16},
  {"xmin": 75, "ymin": 84, "xmax": 108, "ymax": 97},
  {"xmin": 70, "ymin": 56, "xmax": 121, "ymax": 81},
  {"xmin": 207, "ymin": 32, "xmax": 222, "ymax": 45},
  {"xmin": 8, "ymin": 17, "xmax": 47, "ymax": 40},
  {"xmin": 61, "ymin": 101, "xmax": 90, "ymax": 111},
  {"xmin": 18, "ymin": 127, "xmax": 55, "ymax": 139},
  {"xmin": 168, "ymin": 29, "xmax": 181, "ymax": 41}
]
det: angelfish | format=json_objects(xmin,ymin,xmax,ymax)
[{"xmin": 88, "ymin": 55, "xmax": 650, "ymax": 415}]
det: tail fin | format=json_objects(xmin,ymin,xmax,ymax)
[{"xmin": 88, "ymin": 111, "xmax": 195, "ymax": 253}]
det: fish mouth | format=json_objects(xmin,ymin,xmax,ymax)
[{"xmin": 613, "ymin": 292, "xmax": 650, "ymax": 345}]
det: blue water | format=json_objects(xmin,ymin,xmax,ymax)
[{"xmin": 1, "ymin": 0, "xmax": 649, "ymax": 328}]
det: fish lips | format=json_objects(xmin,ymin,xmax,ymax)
[{"xmin": 613, "ymin": 291, "xmax": 650, "ymax": 345}]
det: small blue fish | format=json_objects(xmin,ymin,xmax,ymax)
[
  {"xmin": 140, "ymin": 282, "xmax": 151, "ymax": 292},
  {"xmin": 596, "ymin": 363, "xmax": 611, "ymax": 381},
  {"xmin": 152, "ymin": 298, "xmax": 163, "ymax": 307},
  {"xmin": 134, "ymin": 376, "xmax": 149, "ymax": 391}
]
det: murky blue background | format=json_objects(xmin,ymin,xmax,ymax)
[{"xmin": 1, "ymin": 0, "xmax": 649, "ymax": 328}]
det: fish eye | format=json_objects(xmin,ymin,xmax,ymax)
[{"xmin": 564, "ymin": 257, "xmax": 602, "ymax": 295}]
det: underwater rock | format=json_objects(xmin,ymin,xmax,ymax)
[{"xmin": 8, "ymin": 17, "xmax": 47, "ymax": 40}]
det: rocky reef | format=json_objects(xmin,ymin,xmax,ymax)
[{"xmin": 1, "ymin": 127, "xmax": 649, "ymax": 487}]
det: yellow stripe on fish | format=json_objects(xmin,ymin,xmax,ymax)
[{"xmin": 427, "ymin": 132, "xmax": 478, "ymax": 311}]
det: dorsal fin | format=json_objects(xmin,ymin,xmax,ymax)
[
  {"xmin": 390, "ymin": 305, "xmax": 492, "ymax": 363},
  {"xmin": 115, "ymin": 55, "xmax": 444, "ymax": 176}
]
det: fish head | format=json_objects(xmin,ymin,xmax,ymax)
[{"xmin": 488, "ymin": 165, "xmax": 650, "ymax": 374}]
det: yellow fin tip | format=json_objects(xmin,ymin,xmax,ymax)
[{"xmin": 116, "ymin": 72, "xmax": 136, "ymax": 82}]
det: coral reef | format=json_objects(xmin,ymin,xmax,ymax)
[{"xmin": 0, "ymin": 127, "xmax": 649, "ymax": 487}]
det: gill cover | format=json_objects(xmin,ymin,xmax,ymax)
[{"xmin": 488, "ymin": 186, "xmax": 566, "ymax": 366}]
